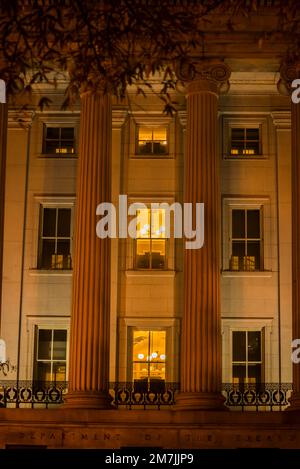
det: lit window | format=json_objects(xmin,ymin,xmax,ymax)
[
  {"xmin": 232, "ymin": 331, "xmax": 262, "ymax": 385},
  {"xmin": 137, "ymin": 126, "xmax": 168, "ymax": 155},
  {"xmin": 43, "ymin": 126, "xmax": 75, "ymax": 155},
  {"xmin": 38, "ymin": 207, "xmax": 72, "ymax": 270},
  {"xmin": 34, "ymin": 328, "xmax": 67, "ymax": 383},
  {"xmin": 230, "ymin": 209, "xmax": 262, "ymax": 271},
  {"xmin": 132, "ymin": 330, "xmax": 166, "ymax": 392},
  {"xmin": 230, "ymin": 128, "xmax": 260, "ymax": 156},
  {"xmin": 135, "ymin": 208, "xmax": 166, "ymax": 269}
]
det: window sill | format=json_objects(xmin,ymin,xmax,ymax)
[
  {"xmin": 28, "ymin": 269, "xmax": 73, "ymax": 277},
  {"xmin": 223, "ymin": 154, "xmax": 269, "ymax": 161},
  {"xmin": 125, "ymin": 270, "xmax": 176, "ymax": 278},
  {"xmin": 222, "ymin": 270, "xmax": 273, "ymax": 278},
  {"xmin": 131, "ymin": 155, "xmax": 173, "ymax": 160},
  {"xmin": 37, "ymin": 154, "xmax": 78, "ymax": 159}
]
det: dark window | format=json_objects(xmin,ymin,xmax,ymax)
[
  {"xmin": 230, "ymin": 127, "xmax": 260, "ymax": 156},
  {"xmin": 232, "ymin": 331, "xmax": 262, "ymax": 385},
  {"xmin": 33, "ymin": 328, "xmax": 67, "ymax": 383},
  {"xmin": 43, "ymin": 126, "xmax": 75, "ymax": 155},
  {"xmin": 38, "ymin": 207, "xmax": 72, "ymax": 269},
  {"xmin": 230, "ymin": 208, "xmax": 262, "ymax": 271}
]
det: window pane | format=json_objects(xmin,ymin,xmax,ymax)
[
  {"xmin": 53, "ymin": 362, "xmax": 66, "ymax": 382},
  {"xmin": 232, "ymin": 240, "xmax": 246, "ymax": 256},
  {"xmin": 232, "ymin": 365, "xmax": 246, "ymax": 385},
  {"xmin": 133, "ymin": 363, "xmax": 150, "ymax": 382},
  {"xmin": 153, "ymin": 142, "xmax": 167, "ymax": 154},
  {"xmin": 38, "ymin": 329, "xmax": 52, "ymax": 360},
  {"xmin": 45, "ymin": 140, "xmax": 60, "ymax": 153},
  {"xmin": 53, "ymin": 330, "xmax": 67, "ymax": 360},
  {"xmin": 42, "ymin": 208, "xmax": 56, "ymax": 237},
  {"xmin": 57, "ymin": 208, "xmax": 71, "ymax": 237},
  {"xmin": 149, "ymin": 363, "xmax": 165, "ymax": 380},
  {"xmin": 248, "ymin": 364, "xmax": 261, "ymax": 384},
  {"xmin": 232, "ymin": 331, "xmax": 246, "ymax": 362},
  {"xmin": 152, "ymin": 127, "xmax": 167, "ymax": 141},
  {"xmin": 149, "ymin": 331, "xmax": 166, "ymax": 362},
  {"xmin": 248, "ymin": 331, "xmax": 261, "ymax": 362},
  {"xmin": 60, "ymin": 127, "xmax": 74, "ymax": 139},
  {"xmin": 40, "ymin": 239, "xmax": 56, "ymax": 269},
  {"xmin": 247, "ymin": 210, "xmax": 260, "ymax": 238},
  {"xmin": 58, "ymin": 141, "xmax": 74, "ymax": 154},
  {"xmin": 46, "ymin": 128, "xmax": 59, "ymax": 139},
  {"xmin": 246, "ymin": 128, "xmax": 259, "ymax": 141},
  {"xmin": 138, "ymin": 127, "xmax": 152, "ymax": 141},
  {"xmin": 136, "ymin": 209, "xmax": 150, "ymax": 238},
  {"xmin": 136, "ymin": 240, "xmax": 150, "ymax": 268},
  {"xmin": 232, "ymin": 210, "xmax": 245, "ymax": 238},
  {"xmin": 56, "ymin": 241, "xmax": 71, "ymax": 269},
  {"xmin": 151, "ymin": 240, "xmax": 166, "ymax": 269},
  {"xmin": 133, "ymin": 331, "xmax": 149, "ymax": 362},
  {"xmin": 231, "ymin": 141, "xmax": 244, "ymax": 155},
  {"xmin": 231, "ymin": 128, "xmax": 244, "ymax": 140},
  {"xmin": 247, "ymin": 241, "xmax": 261, "ymax": 270},
  {"xmin": 138, "ymin": 142, "xmax": 152, "ymax": 154},
  {"xmin": 244, "ymin": 142, "xmax": 259, "ymax": 155},
  {"xmin": 151, "ymin": 209, "xmax": 165, "ymax": 238},
  {"xmin": 35, "ymin": 362, "xmax": 52, "ymax": 382}
]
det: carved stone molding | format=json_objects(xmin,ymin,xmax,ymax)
[
  {"xmin": 175, "ymin": 59, "xmax": 231, "ymax": 95},
  {"xmin": 278, "ymin": 60, "xmax": 300, "ymax": 95}
]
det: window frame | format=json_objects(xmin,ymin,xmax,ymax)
[
  {"xmin": 136, "ymin": 124, "xmax": 169, "ymax": 156},
  {"xmin": 222, "ymin": 320, "xmax": 271, "ymax": 385},
  {"xmin": 26, "ymin": 317, "xmax": 70, "ymax": 383},
  {"xmin": 42, "ymin": 124, "xmax": 76, "ymax": 156},
  {"xmin": 38, "ymin": 205, "xmax": 73, "ymax": 270},
  {"xmin": 33, "ymin": 326, "xmax": 68, "ymax": 383},
  {"xmin": 231, "ymin": 330, "xmax": 263, "ymax": 385},
  {"xmin": 134, "ymin": 207, "xmax": 168, "ymax": 271},
  {"xmin": 222, "ymin": 116, "xmax": 270, "ymax": 160},
  {"xmin": 222, "ymin": 197, "xmax": 271, "ymax": 274},
  {"xmin": 130, "ymin": 328, "xmax": 167, "ymax": 388},
  {"xmin": 32, "ymin": 196, "xmax": 76, "ymax": 273},
  {"xmin": 36, "ymin": 114, "xmax": 80, "ymax": 161},
  {"xmin": 229, "ymin": 126, "xmax": 261, "ymax": 157},
  {"xmin": 229, "ymin": 207, "xmax": 263, "ymax": 272}
]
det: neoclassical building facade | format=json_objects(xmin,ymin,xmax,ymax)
[{"xmin": 2, "ymin": 10, "xmax": 300, "ymax": 448}]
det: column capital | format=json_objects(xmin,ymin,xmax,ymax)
[
  {"xmin": 176, "ymin": 59, "xmax": 231, "ymax": 96},
  {"xmin": 278, "ymin": 60, "xmax": 300, "ymax": 95}
]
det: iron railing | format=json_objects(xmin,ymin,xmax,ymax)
[
  {"xmin": 0, "ymin": 381, "xmax": 66, "ymax": 408},
  {"xmin": 0, "ymin": 381, "xmax": 293, "ymax": 410}
]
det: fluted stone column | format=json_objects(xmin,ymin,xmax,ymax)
[
  {"xmin": 66, "ymin": 92, "xmax": 112, "ymax": 409},
  {"xmin": 280, "ymin": 63, "xmax": 300, "ymax": 411},
  {"xmin": 0, "ymin": 104, "xmax": 7, "ymax": 326},
  {"xmin": 176, "ymin": 61, "xmax": 230, "ymax": 410}
]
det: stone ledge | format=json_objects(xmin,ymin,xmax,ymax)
[{"xmin": 0, "ymin": 409, "xmax": 299, "ymax": 449}]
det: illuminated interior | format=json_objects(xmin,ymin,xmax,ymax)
[
  {"xmin": 135, "ymin": 209, "xmax": 166, "ymax": 269},
  {"xmin": 138, "ymin": 126, "xmax": 168, "ymax": 155},
  {"xmin": 132, "ymin": 330, "xmax": 166, "ymax": 383}
]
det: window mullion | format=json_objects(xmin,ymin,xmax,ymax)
[
  {"xmin": 246, "ymin": 331, "xmax": 248, "ymax": 383},
  {"xmin": 51, "ymin": 330, "xmax": 54, "ymax": 381}
]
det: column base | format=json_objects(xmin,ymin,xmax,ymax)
[
  {"xmin": 287, "ymin": 392, "xmax": 300, "ymax": 412},
  {"xmin": 64, "ymin": 390, "xmax": 113, "ymax": 409},
  {"xmin": 175, "ymin": 392, "xmax": 226, "ymax": 411}
]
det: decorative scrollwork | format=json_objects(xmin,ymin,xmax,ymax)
[
  {"xmin": 175, "ymin": 59, "xmax": 231, "ymax": 95},
  {"xmin": 0, "ymin": 360, "xmax": 16, "ymax": 377}
]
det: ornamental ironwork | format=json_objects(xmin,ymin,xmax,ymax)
[
  {"xmin": 0, "ymin": 381, "xmax": 293, "ymax": 410},
  {"xmin": 222, "ymin": 383, "xmax": 292, "ymax": 411}
]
